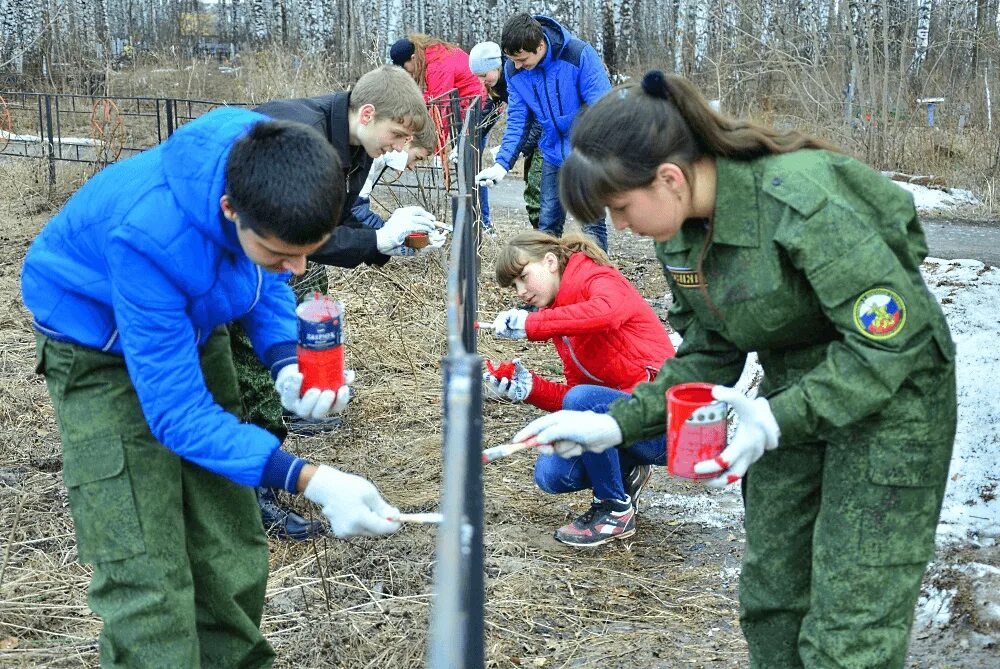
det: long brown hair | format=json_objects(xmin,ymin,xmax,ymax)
[
  {"xmin": 560, "ymin": 71, "xmax": 837, "ymax": 224},
  {"xmin": 406, "ymin": 33, "xmax": 461, "ymax": 89},
  {"xmin": 495, "ymin": 231, "xmax": 612, "ymax": 287},
  {"xmin": 560, "ymin": 71, "xmax": 838, "ymax": 319}
]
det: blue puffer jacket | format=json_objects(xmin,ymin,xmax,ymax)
[
  {"xmin": 21, "ymin": 108, "xmax": 304, "ymax": 491},
  {"xmin": 495, "ymin": 15, "xmax": 611, "ymax": 170}
]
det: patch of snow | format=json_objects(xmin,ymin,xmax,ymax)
[
  {"xmin": 914, "ymin": 584, "xmax": 956, "ymax": 629},
  {"xmin": 894, "ymin": 181, "xmax": 980, "ymax": 213}
]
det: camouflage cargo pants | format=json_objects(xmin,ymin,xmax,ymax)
[
  {"xmin": 230, "ymin": 261, "xmax": 329, "ymax": 436},
  {"xmin": 36, "ymin": 328, "xmax": 274, "ymax": 668},
  {"xmin": 524, "ymin": 149, "xmax": 542, "ymax": 229},
  {"xmin": 741, "ymin": 353, "xmax": 956, "ymax": 668}
]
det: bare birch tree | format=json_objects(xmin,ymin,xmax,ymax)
[{"xmin": 908, "ymin": 0, "xmax": 931, "ymax": 81}]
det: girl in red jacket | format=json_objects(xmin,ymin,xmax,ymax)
[{"xmin": 486, "ymin": 231, "xmax": 676, "ymax": 546}]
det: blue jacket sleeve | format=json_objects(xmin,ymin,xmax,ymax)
[
  {"xmin": 350, "ymin": 197, "xmax": 386, "ymax": 230},
  {"xmin": 578, "ymin": 45, "xmax": 612, "ymax": 106},
  {"xmin": 239, "ymin": 266, "xmax": 298, "ymax": 378},
  {"xmin": 496, "ymin": 74, "xmax": 530, "ymax": 170},
  {"xmin": 106, "ymin": 226, "xmax": 294, "ymax": 489}
]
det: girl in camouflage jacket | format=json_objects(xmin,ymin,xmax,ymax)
[{"xmin": 513, "ymin": 71, "xmax": 956, "ymax": 668}]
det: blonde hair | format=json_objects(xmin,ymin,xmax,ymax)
[
  {"xmin": 406, "ymin": 33, "xmax": 461, "ymax": 90},
  {"xmin": 495, "ymin": 231, "xmax": 612, "ymax": 287},
  {"xmin": 351, "ymin": 65, "xmax": 430, "ymax": 134}
]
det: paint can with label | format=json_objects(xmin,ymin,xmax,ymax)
[
  {"xmin": 296, "ymin": 294, "xmax": 344, "ymax": 392},
  {"xmin": 666, "ymin": 383, "xmax": 728, "ymax": 479}
]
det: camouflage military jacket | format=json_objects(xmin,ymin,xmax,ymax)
[{"xmin": 608, "ymin": 151, "xmax": 955, "ymax": 446}]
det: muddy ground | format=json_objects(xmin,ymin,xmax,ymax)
[{"xmin": 0, "ymin": 162, "xmax": 996, "ymax": 668}]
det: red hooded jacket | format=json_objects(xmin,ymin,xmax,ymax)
[
  {"xmin": 523, "ymin": 254, "xmax": 676, "ymax": 412},
  {"xmin": 423, "ymin": 44, "xmax": 486, "ymax": 149}
]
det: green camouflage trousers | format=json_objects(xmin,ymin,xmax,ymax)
[
  {"xmin": 524, "ymin": 149, "xmax": 542, "ymax": 229},
  {"xmin": 741, "ymin": 349, "xmax": 956, "ymax": 668},
  {"xmin": 37, "ymin": 328, "xmax": 274, "ymax": 668},
  {"xmin": 230, "ymin": 261, "xmax": 329, "ymax": 436}
]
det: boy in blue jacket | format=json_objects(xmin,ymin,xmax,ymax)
[
  {"xmin": 474, "ymin": 13, "xmax": 611, "ymax": 251},
  {"xmin": 21, "ymin": 109, "xmax": 401, "ymax": 667}
]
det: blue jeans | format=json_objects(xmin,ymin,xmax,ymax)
[
  {"xmin": 534, "ymin": 385, "xmax": 666, "ymax": 503},
  {"xmin": 351, "ymin": 197, "xmax": 385, "ymax": 229},
  {"xmin": 539, "ymin": 160, "xmax": 608, "ymax": 252}
]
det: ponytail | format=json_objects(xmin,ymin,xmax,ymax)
[
  {"xmin": 560, "ymin": 70, "xmax": 838, "ymax": 224},
  {"xmin": 495, "ymin": 231, "xmax": 612, "ymax": 287}
]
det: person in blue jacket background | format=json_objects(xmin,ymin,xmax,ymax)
[
  {"xmin": 474, "ymin": 13, "xmax": 611, "ymax": 252},
  {"xmin": 21, "ymin": 109, "xmax": 402, "ymax": 667}
]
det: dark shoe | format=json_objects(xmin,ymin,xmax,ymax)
[
  {"xmin": 554, "ymin": 499, "xmax": 636, "ymax": 547},
  {"xmin": 257, "ymin": 487, "xmax": 325, "ymax": 541},
  {"xmin": 623, "ymin": 464, "xmax": 653, "ymax": 512},
  {"xmin": 283, "ymin": 413, "xmax": 343, "ymax": 437}
]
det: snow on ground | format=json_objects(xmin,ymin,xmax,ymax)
[
  {"xmin": 924, "ymin": 257, "xmax": 1000, "ymax": 542},
  {"xmin": 893, "ymin": 181, "xmax": 980, "ymax": 214}
]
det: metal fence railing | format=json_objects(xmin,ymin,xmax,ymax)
[
  {"xmin": 0, "ymin": 91, "xmax": 243, "ymax": 182},
  {"xmin": 427, "ymin": 97, "xmax": 485, "ymax": 669},
  {"xmin": 0, "ymin": 89, "xmax": 480, "ymax": 229}
]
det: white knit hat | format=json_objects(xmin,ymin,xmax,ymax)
[{"xmin": 468, "ymin": 41, "xmax": 502, "ymax": 75}]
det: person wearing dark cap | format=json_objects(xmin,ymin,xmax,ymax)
[
  {"xmin": 390, "ymin": 34, "xmax": 487, "ymax": 226},
  {"xmin": 469, "ymin": 40, "xmax": 542, "ymax": 230},
  {"xmin": 474, "ymin": 14, "xmax": 611, "ymax": 252},
  {"xmin": 389, "ymin": 34, "xmax": 485, "ymax": 141}
]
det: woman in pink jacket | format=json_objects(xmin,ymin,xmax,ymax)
[
  {"xmin": 486, "ymin": 231, "xmax": 676, "ymax": 546},
  {"xmin": 390, "ymin": 34, "xmax": 485, "ymax": 138},
  {"xmin": 390, "ymin": 34, "xmax": 490, "ymax": 228}
]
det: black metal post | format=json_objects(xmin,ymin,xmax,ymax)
[
  {"xmin": 43, "ymin": 95, "xmax": 55, "ymax": 185},
  {"xmin": 165, "ymin": 98, "xmax": 175, "ymax": 137}
]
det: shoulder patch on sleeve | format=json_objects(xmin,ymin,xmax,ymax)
[{"xmin": 853, "ymin": 288, "xmax": 906, "ymax": 340}]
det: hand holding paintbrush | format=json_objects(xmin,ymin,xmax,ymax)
[{"xmin": 481, "ymin": 436, "xmax": 543, "ymax": 463}]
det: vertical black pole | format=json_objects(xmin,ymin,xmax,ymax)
[
  {"xmin": 166, "ymin": 98, "xmax": 175, "ymax": 137},
  {"xmin": 44, "ymin": 95, "xmax": 55, "ymax": 185}
]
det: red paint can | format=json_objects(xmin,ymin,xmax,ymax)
[
  {"xmin": 665, "ymin": 383, "xmax": 728, "ymax": 479},
  {"xmin": 296, "ymin": 295, "xmax": 344, "ymax": 392}
]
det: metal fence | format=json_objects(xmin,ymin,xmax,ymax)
[
  {"xmin": 0, "ymin": 91, "xmax": 238, "ymax": 180},
  {"xmin": 427, "ymin": 97, "xmax": 485, "ymax": 669},
  {"xmin": 0, "ymin": 88, "xmax": 480, "ymax": 226}
]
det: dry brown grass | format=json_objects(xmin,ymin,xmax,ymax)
[{"xmin": 0, "ymin": 160, "xmax": 747, "ymax": 667}]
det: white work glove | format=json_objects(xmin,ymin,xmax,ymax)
[
  {"xmin": 303, "ymin": 465, "xmax": 401, "ymax": 538},
  {"xmin": 448, "ymin": 147, "xmax": 458, "ymax": 165},
  {"xmin": 475, "ymin": 163, "xmax": 507, "ymax": 187},
  {"xmin": 513, "ymin": 410, "xmax": 623, "ymax": 458},
  {"xmin": 358, "ymin": 157, "xmax": 384, "ymax": 198},
  {"xmin": 375, "ymin": 205, "xmax": 437, "ymax": 255},
  {"xmin": 693, "ymin": 386, "xmax": 780, "ymax": 488},
  {"xmin": 492, "ymin": 308, "xmax": 529, "ymax": 339},
  {"xmin": 483, "ymin": 359, "xmax": 533, "ymax": 402},
  {"xmin": 275, "ymin": 364, "xmax": 355, "ymax": 418},
  {"xmin": 383, "ymin": 149, "xmax": 409, "ymax": 171}
]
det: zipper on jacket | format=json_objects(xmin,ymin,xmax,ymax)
[
  {"xmin": 249, "ymin": 266, "xmax": 263, "ymax": 311},
  {"xmin": 562, "ymin": 336, "xmax": 605, "ymax": 384},
  {"xmin": 533, "ymin": 72, "xmax": 566, "ymax": 161}
]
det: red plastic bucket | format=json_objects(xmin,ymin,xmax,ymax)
[{"xmin": 665, "ymin": 383, "xmax": 728, "ymax": 479}]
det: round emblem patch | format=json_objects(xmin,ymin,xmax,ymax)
[{"xmin": 853, "ymin": 288, "xmax": 906, "ymax": 340}]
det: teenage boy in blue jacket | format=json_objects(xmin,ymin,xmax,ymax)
[
  {"xmin": 474, "ymin": 13, "xmax": 611, "ymax": 251},
  {"xmin": 21, "ymin": 108, "xmax": 401, "ymax": 667}
]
